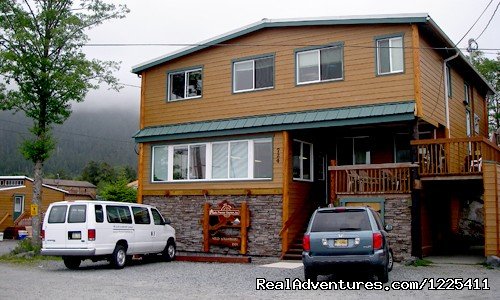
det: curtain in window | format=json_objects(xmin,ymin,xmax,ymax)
[
  {"xmin": 391, "ymin": 38, "xmax": 403, "ymax": 72},
  {"xmin": 298, "ymin": 51, "xmax": 319, "ymax": 82},
  {"xmin": 255, "ymin": 57, "xmax": 273, "ymax": 89},
  {"xmin": 173, "ymin": 146, "xmax": 188, "ymax": 180},
  {"xmin": 189, "ymin": 145, "xmax": 206, "ymax": 179},
  {"xmin": 234, "ymin": 61, "xmax": 253, "ymax": 91},
  {"xmin": 320, "ymin": 47, "xmax": 342, "ymax": 80},
  {"xmin": 153, "ymin": 146, "xmax": 168, "ymax": 181},
  {"xmin": 212, "ymin": 143, "xmax": 228, "ymax": 179},
  {"xmin": 377, "ymin": 40, "xmax": 391, "ymax": 74},
  {"xmin": 254, "ymin": 139, "xmax": 272, "ymax": 178},
  {"xmin": 230, "ymin": 141, "xmax": 248, "ymax": 178}
]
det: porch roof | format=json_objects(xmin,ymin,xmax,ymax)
[{"xmin": 133, "ymin": 101, "xmax": 415, "ymax": 143}]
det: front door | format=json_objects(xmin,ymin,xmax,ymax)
[{"xmin": 13, "ymin": 195, "xmax": 24, "ymax": 221}]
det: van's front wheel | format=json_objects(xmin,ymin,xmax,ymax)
[
  {"xmin": 162, "ymin": 240, "xmax": 176, "ymax": 262},
  {"xmin": 111, "ymin": 245, "xmax": 127, "ymax": 269},
  {"xmin": 63, "ymin": 257, "xmax": 81, "ymax": 270}
]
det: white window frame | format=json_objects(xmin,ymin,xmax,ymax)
[
  {"xmin": 376, "ymin": 36, "xmax": 404, "ymax": 75},
  {"xmin": 296, "ymin": 46, "xmax": 344, "ymax": 85},
  {"xmin": 233, "ymin": 56, "xmax": 274, "ymax": 93},
  {"xmin": 151, "ymin": 145, "xmax": 169, "ymax": 183},
  {"xmin": 167, "ymin": 68, "xmax": 202, "ymax": 101},
  {"xmin": 14, "ymin": 195, "xmax": 24, "ymax": 213},
  {"xmin": 293, "ymin": 140, "xmax": 314, "ymax": 182},
  {"xmin": 464, "ymin": 82, "xmax": 470, "ymax": 105},
  {"xmin": 151, "ymin": 138, "xmax": 272, "ymax": 183}
]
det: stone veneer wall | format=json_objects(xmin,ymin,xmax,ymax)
[
  {"xmin": 384, "ymin": 195, "xmax": 413, "ymax": 261},
  {"xmin": 144, "ymin": 195, "xmax": 283, "ymax": 257}
]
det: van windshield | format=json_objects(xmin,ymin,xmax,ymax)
[
  {"xmin": 311, "ymin": 210, "xmax": 371, "ymax": 232},
  {"xmin": 48, "ymin": 205, "xmax": 67, "ymax": 223}
]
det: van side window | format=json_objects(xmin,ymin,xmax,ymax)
[
  {"xmin": 132, "ymin": 207, "xmax": 151, "ymax": 224},
  {"xmin": 95, "ymin": 205, "xmax": 104, "ymax": 223},
  {"xmin": 106, "ymin": 205, "xmax": 133, "ymax": 224},
  {"xmin": 68, "ymin": 205, "xmax": 86, "ymax": 223},
  {"xmin": 48, "ymin": 205, "xmax": 67, "ymax": 223},
  {"xmin": 151, "ymin": 209, "xmax": 164, "ymax": 225}
]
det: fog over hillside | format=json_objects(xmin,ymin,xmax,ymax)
[{"xmin": 0, "ymin": 106, "xmax": 139, "ymax": 178}]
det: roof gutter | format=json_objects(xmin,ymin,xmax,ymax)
[{"xmin": 444, "ymin": 51, "xmax": 460, "ymax": 137}]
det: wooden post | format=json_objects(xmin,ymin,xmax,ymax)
[
  {"xmin": 202, "ymin": 202, "xmax": 210, "ymax": 252},
  {"xmin": 329, "ymin": 160, "xmax": 337, "ymax": 206},
  {"xmin": 240, "ymin": 201, "xmax": 248, "ymax": 255}
]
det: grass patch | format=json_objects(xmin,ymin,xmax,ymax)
[
  {"xmin": 478, "ymin": 262, "xmax": 494, "ymax": 270},
  {"xmin": 0, "ymin": 238, "xmax": 59, "ymax": 265},
  {"xmin": 410, "ymin": 258, "xmax": 433, "ymax": 267},
  {"xmin": 0, "ymin": 253, "xmax": 60, "ymax": 264}
]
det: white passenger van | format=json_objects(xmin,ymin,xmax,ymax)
[{"xmin": 41, "ymin": 200, "xmax": 176, "ymax": 269}]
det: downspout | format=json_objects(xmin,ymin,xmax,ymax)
[{"xmin": 443, "ymin": 51, "xmax": 460, "ymax": 137}]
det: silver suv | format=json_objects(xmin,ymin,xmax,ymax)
[{"xmin": 302, "ymin": 206, "xmax": 393, "ymax": 282}]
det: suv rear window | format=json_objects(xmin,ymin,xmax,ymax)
[
  {"xmin": 311, "ymin": 210, "xmax": 371, "ymax": 232},
  {"xmin": 48, "ymin": 205, "xmax": 67, "ymax": 223},
  {"xmin": 68, "ymin": 205, "xmax": 86, "ymax": 223},
  {"xmin": 106, "ymin": 205, "xmax": 132, "ymax": 224}
]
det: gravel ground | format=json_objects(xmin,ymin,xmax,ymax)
[{"xmin": 0, "ymin": 257, "xmax": 498, "ymax": 299}]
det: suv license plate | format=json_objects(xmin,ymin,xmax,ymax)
[{"xmin": 334, "ymin": 239, "xmax": 348, "ymax": 247}]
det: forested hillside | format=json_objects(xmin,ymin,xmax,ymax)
[{"xmin": 0, "ymin": 108, "xmax": 138, "ymax": 178}]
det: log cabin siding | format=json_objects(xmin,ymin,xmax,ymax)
[
  {"xmin": 141, "ymin": 132, "xmax": 284, "ymax": 192},
  {"xmin": 0, "ymin": 180, "xmax": 66, "ymax": 231},
  {"xmin": 141, "ymin": 25, "xmax": 415, "ymax": 128},
  {"xmin": 419, "ymin": 36, "xmax": 446, "ymax": 128},
  {"xmin": 482, "ymin": 162, "xmax": 500, "ymax": 256}
]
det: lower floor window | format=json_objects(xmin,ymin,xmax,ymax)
[
  {"xmin": 151, "ymin": 138, "xmax": 272, "ymax": 182},
  {"xmin": 293, "ymin": 140, "xmax": 313, "ymax": 181}
]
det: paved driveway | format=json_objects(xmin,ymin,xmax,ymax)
[
  {"xmin": 0, "ymin": 257, "xmax": 498, "ymax": 299},
  {"xmin": 0, "ymin": 240, "xmax": 17, "ymax": 255}
]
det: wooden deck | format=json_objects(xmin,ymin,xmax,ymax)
[
  {"xmin": 411, "ymin": 137, "xmax": 500, "ymax": 177},
  {"xmin": 329, "ymin": 163, "xmax": 416, "ymax": 196}
]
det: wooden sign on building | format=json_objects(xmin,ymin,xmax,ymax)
[{"xmin": 202, "ymin": 200, "xmax": 250, "ymax": 254}]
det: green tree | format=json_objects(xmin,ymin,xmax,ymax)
[
  {"xmin": 99, "ymin": 177, "xmax": 137, "ymax": 203},
  {"xmin": 80, "ymin": 160, "xmax": 116, "ymax": 185},
  {"xmin": 0, "ymin": 0, "xmax": 128, "ymax": 245},
  {"xmin": 470, "ymin": 51, "xmax": 500, "ymax": 132}
]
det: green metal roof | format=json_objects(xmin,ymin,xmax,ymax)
[
  {"xmin": 131, "ymin": 14, "xmax": 429, "ymax": 74},
  {"xmin": 133, "ymin": 101, "xmax": 415, "ymax": 143}
]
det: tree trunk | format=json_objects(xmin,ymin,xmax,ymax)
[{"xmin": 31, "ymin": 159, "xmax": 43, "ymax": 247}]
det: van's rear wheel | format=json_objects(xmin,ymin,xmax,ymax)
[
  {"xmin": 111, "ymin": 245, "xmax": 127, "ymax": 269},
  {"xmin": 63, "ymin": 257, "xmax": 81, "ymax": 270},
  {"xmin": 162, "ymin": 240, "xmax": 176, "ymax": 262}
]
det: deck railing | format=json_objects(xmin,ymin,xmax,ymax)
[
  {"xmin": 329, "ymin": 163, "xmax": 415, "ymax": 195},
  {"xmin": 410, "ymin": 137, "xmax": 500, "ymax": 176}
]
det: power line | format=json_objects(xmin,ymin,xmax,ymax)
[
  {"xmin": 476, "ymin": 1, "xmax": 500, "ymax": 40},
  {"xmin": 455, "ymin": 0, "xmax": 494, "ymax": 46},
  {"xmin": 0, "ymin": 118, "xmax": 136, "ymax": 144}
]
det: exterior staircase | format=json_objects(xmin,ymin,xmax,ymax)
[{"xmin": 282, "ymin": 236, "xmax": 304, "ymax": 260}]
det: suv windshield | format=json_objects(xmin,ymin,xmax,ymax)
[{"xmin": 311, "ymin": 210, "xmax": 371, "ymax": 232}]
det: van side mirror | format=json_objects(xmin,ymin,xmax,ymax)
[
  {"xmin": 384, "ymin": 224, "xmax": 393, "ymax": 232},
  {"xmin": 164, "ymin": 218, "xmax": 171, "ymax": 225}
]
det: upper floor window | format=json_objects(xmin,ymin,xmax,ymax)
[
  {"xmin": 233, "ymin": 56, "xmax": 274, "ymax": 92},
  {"xmin": 376, "ymin": 36, "xmax": 403, "ymax": 75},
  {"xmin": 464, "ymin": 82, "xmax": 471, "ymax": 105},
  {"xmin": 168, "ymin": 68, "xmax": 202, "ymax": 101},
  {"xmin": 446, "ymin": 64, "xmax": 452, "ymax": 97},
  {"xmin": 296, "ymin": 44, "xmax": 343, "ymax": 85}
]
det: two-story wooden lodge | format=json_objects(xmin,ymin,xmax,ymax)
[{"xmin": 132, "ymin": 14, "xmax": 498, "ymax": 260}]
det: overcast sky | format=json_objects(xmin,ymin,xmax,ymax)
[{"xmin": 77, "ymin": 0, "xmax": 500, "ymax": 112}]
